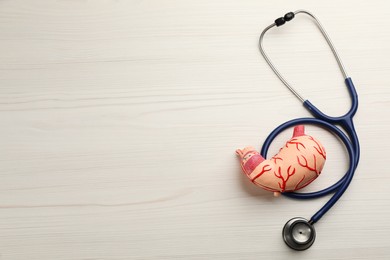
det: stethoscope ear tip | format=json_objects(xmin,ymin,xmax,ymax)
[{"xmin": 283, "ymin": 217, "xmax": 316, "ymax": 251}]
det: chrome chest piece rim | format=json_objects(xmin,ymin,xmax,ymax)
[{"xmin": 283, "ymin": 217, "xmax": 316, "ymax": 250}]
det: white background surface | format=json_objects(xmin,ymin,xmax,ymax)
[{"xmin": 1, "ymin": 1, "xmax": 390, "ymax": 259}]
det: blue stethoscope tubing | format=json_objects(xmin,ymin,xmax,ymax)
[
  {"xmin": 258, "ymin": 10, "xmax": 361, "ymax": 250},
  {"xmin": 260, "ymin": 77, "xmax": 360, "ymax": 224}
]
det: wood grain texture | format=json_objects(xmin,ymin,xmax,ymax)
[{"xmin": 0, "ymin": 0, "xmax": 390, "ymax": 259}]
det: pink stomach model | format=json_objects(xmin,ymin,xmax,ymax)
[{"xmin": 236, "ymin": 125, "xmax": 326, "ymax": 196}]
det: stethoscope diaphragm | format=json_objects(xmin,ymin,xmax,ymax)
[{"xmin": 283, "ymin": 217, "xmax": 316, "ymax": 250}]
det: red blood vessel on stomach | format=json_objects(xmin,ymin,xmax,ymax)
[{"xmin": 236, "ymin": 125, "xmax": 326, "ymax": 197}]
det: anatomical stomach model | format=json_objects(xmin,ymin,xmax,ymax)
[{"xmin": 236, "ymin": 125, "xmax": 326, "ymax": 196}]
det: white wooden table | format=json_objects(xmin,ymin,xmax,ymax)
[{"xmin": 1, "ymin": 1, "xmax": 390, "ymax": 259}]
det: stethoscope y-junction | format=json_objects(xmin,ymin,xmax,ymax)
[{"xmin": 258, "ymin": 10, "xmax": 360, "ymax": 250}]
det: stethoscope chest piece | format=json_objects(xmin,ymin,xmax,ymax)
[{"xmin": 283, "ymin": 217, "xmax": 316, "ymax": 251}]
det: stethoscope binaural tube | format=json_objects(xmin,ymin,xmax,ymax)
[{"xmin": 258, "ymin": 10, "xmax": 360, "ymax": 250}]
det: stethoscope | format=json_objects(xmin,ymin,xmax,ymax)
[{"xmin": 258, "ymin": 10, "xmax": 360, "ymax": 250}]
